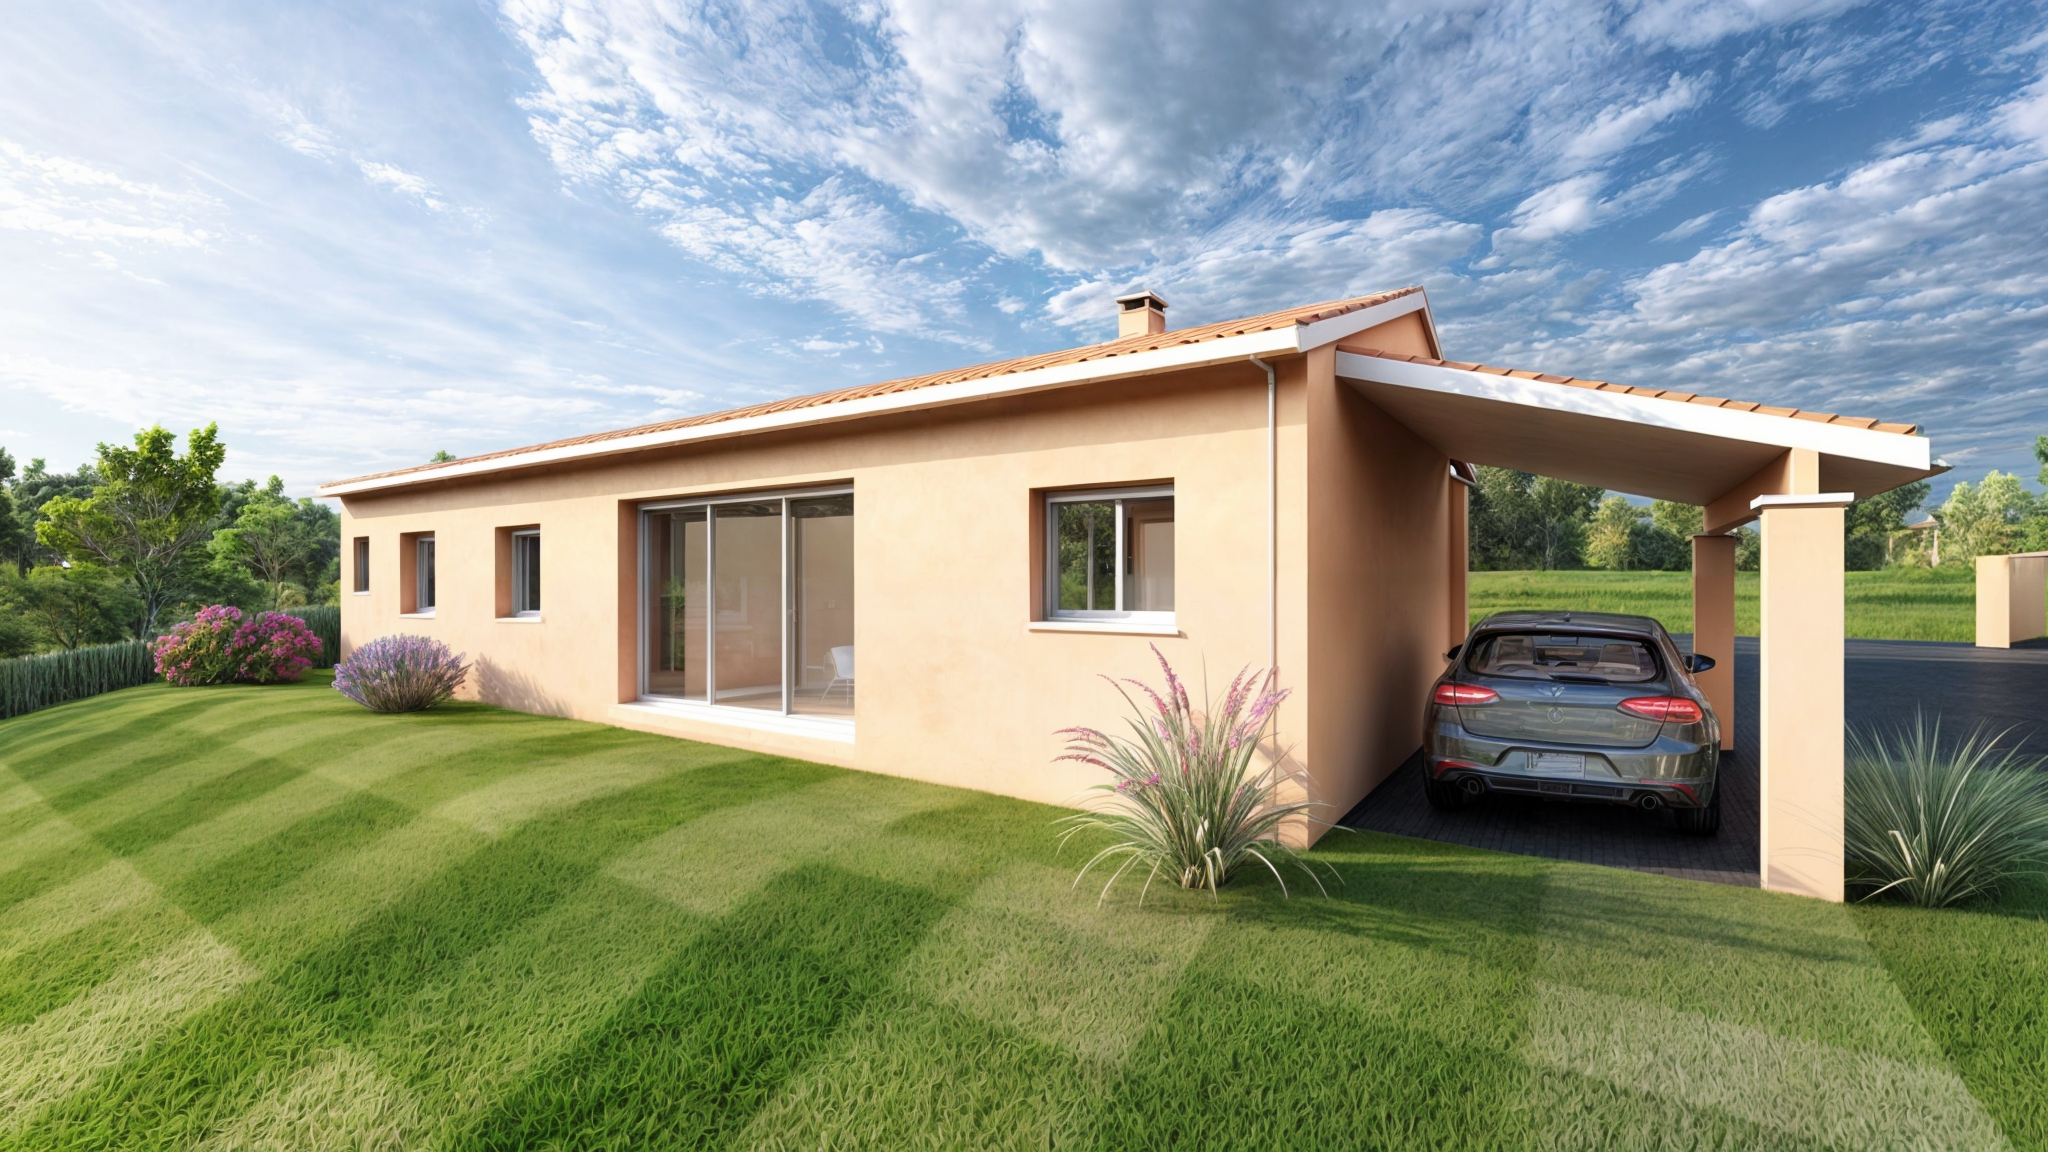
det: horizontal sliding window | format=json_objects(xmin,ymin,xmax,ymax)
[
  {"xmin": 1047, "ymin": 487, "xmax": 1173, "ymax": 622},
  {"xmin": 642, "ymin": 490, "xmax": 853, "ymax": 720}
]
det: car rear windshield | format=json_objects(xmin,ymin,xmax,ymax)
[{"xmin": 1466, "ymin": 633, "xmax": 1660, "ymax": 683}]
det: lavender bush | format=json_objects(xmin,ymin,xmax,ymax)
[
  {"xmin": 333, "ymin": 634, "xmax": 469, "ymax": 713},
  {"xmin": 1055, "ymin": 645, "xmax": 1332, "ymax": 901},
  {"xmin": 152, "ymin": 606, "xmax": 322, "ymax": 686}
]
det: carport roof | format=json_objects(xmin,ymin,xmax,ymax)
[{"xmin": 1335, "ymin": 346, "xmax": 1941, "ymax": 511}]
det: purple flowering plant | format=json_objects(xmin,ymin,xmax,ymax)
[
  {"xmin": 152, "ymin": 606, "xmax": 322, "ymax": 686},
  {"xmin": 1054, "ymin": 645, "xmax": 1334, "ymax": 901},
  {"xmin": 333, "ymin": 634, "xmax": 469, "ymax": 713}
]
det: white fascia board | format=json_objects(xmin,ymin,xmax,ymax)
[
  {"xmin": 318, "ymin": 326, "xmax": 1303, "ymax": 497},
  {"xmin": 1335, "ymin": 351, "xmax": 1932, "ymax": 471},
  {"xmin": 1750, "ymin": 492, "xmax": 1855, "ymax": 510},
  {"xmin": 1291, "ymin": 292, "xmax": 1432, "ymax": 352}
]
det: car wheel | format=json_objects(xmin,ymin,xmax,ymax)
[
  {"xmin": 1423, "ymin": 771, "xmax": 1471, "ymax": 812},
  {"xmin": 1674, "ymin": 785, "xmax": 1721, "ymax": 836}
]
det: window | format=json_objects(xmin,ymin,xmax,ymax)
[
  {"xmin": 1046, "ymin": 487, "xmax": 1173, "ymax": 621},
  {"xmin": 352, "ymin": 537, "xmax": 369, "ymax": 594},
  {"xmin": 511, "ymin": 530, "xmax": 540, "ymax": 616},
  {"xmin": 642, "ymin": 490, "xmax": 853, "ymax": 718},
  {"xmin": 415, "ymin": 536, "xmax": 436, "ymax": 613},
  {"xmin": 1466, "ymin": 634, "xmax": 1658, "ymax": 684}
]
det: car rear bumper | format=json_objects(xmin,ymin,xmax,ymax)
[
  {"xmin": 1426, "ymin": 763, "xmax": 1714, "ymax": 808},
  {"xmin": 1425, "ymin": 712, "xmax": 1717, "ymax": 808}
]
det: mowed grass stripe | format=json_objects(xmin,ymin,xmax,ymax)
[
  {"xmin": 6, "ymin": 678, "xmax": 2044, "ymax": 1149},
  {"xmin": 0, "ymin": 898, "xmax": 197, "ymax": 1028},
  {"xmin": 0, "ymin": 930, "xmax": 259, "ymax": 1134},
  {"xmin": 17, "ymin": 753, "xmax": 830, "ymax": 1150},
  {"xmin": 461, "ymin": 864, "xmax": 952, "ymax": 1152}
]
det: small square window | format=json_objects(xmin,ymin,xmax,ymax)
[
  {"xmin": 352, "ymin": 537, "xmax": 370, "ymax": 594},
  {"xmin": 1046, "ymin": 487, "xmax": 1173, "ymax": 621},
  {"xmin": 512, "ymin": 530, "xmax": 540, "ymax": 616}
]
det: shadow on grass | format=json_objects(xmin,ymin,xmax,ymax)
[
  {"xmin": 16, "ymin": 754, "xmax": 834, "ymax": 1151},
  {"xmin": 458, "ymin": 863, "xmax": 950, "ymax": 1152}
]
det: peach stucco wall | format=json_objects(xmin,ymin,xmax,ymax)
[
  {"xmin": 1302, "ymin": 347, "xmax": 1453, "ymax": 829},
  {"xmin": 338, "ymin": 320, "xmax": 1445, "ymax": 840}
]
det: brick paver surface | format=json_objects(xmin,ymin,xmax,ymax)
[{"xmin": 1338, "ymin": 636, "xmax": 2048, "ymax": 887}]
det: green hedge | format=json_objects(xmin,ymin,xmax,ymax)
[
  {"xmin": 0, "ymin": 641, "xmax": 157, "ymax": 721},
  {"xmin": 281, "ymin": 605, "xmax": 341, "ymax": 669}
]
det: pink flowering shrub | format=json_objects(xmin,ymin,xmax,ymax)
[
  {"xmin": 333, "ymin": 634, "xmax": 468, "ymax": 713},
  {"xmin": 1055, "ymin": 645, "xmax": 1331, "ymax": 900},
  {"xmin": 152, "ymin": 606, "xmax": 322, "ymax": 686}
]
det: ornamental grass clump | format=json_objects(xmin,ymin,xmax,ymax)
[
  {"xmin": 333, "ymin": 634, "xmax": 469, "ymax": 713},
  {"xmin": 151, "ymin": 606, "xmax": 323, "ymax": 686},
  {"xmin": 1055, "ymin": 645, "xmax": 1332, "ymax": 901},
  {"xmin": 1845, "ymin": 714, "xmax": 2048, "ymax": 907}
]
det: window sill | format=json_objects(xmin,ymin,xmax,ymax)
[
  {"xmin": 351, "ymin": 590, "xmax": 370, "ymax": 596},
  {"xmin": 615, "ymin": 699, "xmax": 855, "ymax": 744},
  {"xmin": 497, "ymin": 614, "xmax": 543, "ymax": 623},
  {"xmin": 1028, "ymin": 619, "xmax": 1182, "ymax": 637},
  {"xmin": 399, "ymin": 611, "xmax": 436, "ymax": 619}
]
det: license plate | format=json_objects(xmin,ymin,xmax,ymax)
[{"xmin": 1531, "ymin": 753, "xmax": 1586, "ymax": 777}]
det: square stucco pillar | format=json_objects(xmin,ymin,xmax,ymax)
[
  {"xmin": 1976, "ymin": 553, "xmax": 2048, "ymax": 648},
  {"xmin": 1755, "ymin": 493, "xmax": 1851, "ymax": 902},
  {"xmin": 1690, "ymin": 534, "xmax": 1737, "ymax": 752}
]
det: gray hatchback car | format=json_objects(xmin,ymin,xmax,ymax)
[{"xmin": 1423, "ymin": 611, "xmax": 1722, "ymax": 834}]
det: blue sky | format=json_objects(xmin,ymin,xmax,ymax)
[{"xmin": 3, "ymin": 0, "xmax": 2045, "ymax": 503}]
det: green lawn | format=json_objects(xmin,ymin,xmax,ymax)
[
  {"xmin": 0, "ymin": 678, "xmax": 2042, "ymax": 1149},
  {"xmin": 1471, "ymin": 566, "xmax": 1981, "ymax": 641}
]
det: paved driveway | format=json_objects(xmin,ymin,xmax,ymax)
[{"xmin": 1338, "ymin": 636, "xmax": 2048, "ymax": 887}]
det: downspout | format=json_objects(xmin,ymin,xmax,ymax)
[{"xmin": 1249, "ymin": 356, "xmax": 1277, "ymax": 673}]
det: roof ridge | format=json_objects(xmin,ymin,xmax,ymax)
[{"xmin": 327, "ymin": 287, "xmax": 1425, "ymax": 489}]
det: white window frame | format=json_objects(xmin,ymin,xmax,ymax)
[
  {"xmin": 414, "ymin": 535, "xmax": 436, "ymax": 615},
  {"xmin": 352, "ymin": 537, "xmax": 370, "ymax": 595},
  {"xmin": 511, "ymin": 530, "xmax": 541, "ymax": 617},
  {"xmin": 1044, "ymin": 485, "xmax": 1174, "ymax": 625},
  {"xmin": 636, "ymin": 486, "xmax": 854, "ymax": 732}
]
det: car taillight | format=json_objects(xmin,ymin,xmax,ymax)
[
  {"xmin": 1433, "ymin": 683, "xmax": 1499, "ymax": 706},
  {"xmin": 1618, "ymin": 696, "xmax": 1703, "ymax": 724}
]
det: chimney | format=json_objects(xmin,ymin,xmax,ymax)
[{"xmin": 1115, "ymin": 290, "xmax": 1168, "ymax": 339}]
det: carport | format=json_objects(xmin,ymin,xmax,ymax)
[{"xmin": 1336, "ymin": 346, "xmax": 1944, "ymax": 901}]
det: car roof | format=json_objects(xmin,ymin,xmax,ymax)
[{"xmin": 1473, "ymin": 610, "xmax": 1668, "ymax": 637}]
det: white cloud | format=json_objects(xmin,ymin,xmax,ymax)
[
  {"xmin": 357, "ymin": 161, "xmax": 446, "ymax": 210},
  {"xmin": 0, "ymin": 140, "xmax": 217, "ymax": 249},
  {"xmin": 498, "ymin": 0, "xmax": 1773, "ymax": 334},
  {"xmin": 1480, "ymin": 73, "xmax": 2048, "ymax": 461}
]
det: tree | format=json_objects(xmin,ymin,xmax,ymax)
[
  {"xmin": 1585, "ymin": 497, "xmax": 1691, "ymax": 571},
  {"xmin": 2, "ymin": 457, "xmax": 99, "ymax": 575},
  {"xmin": 3, "ymin": 567, "xmax": 136, "ymax": 650},
  {"xmin": 1845, "ymin": 481, "xmax": 1928, "ymax": 570},
  {"xmin": 1528, "ymin": 475, "xmax": 1603, "ymax": 570},
  {"xmin": 36, "ymin": 424, "xmax": 227, "ymax": 636},
  {"xmin": 1585, "ymin": 497, "xmax": 1643, "ymax": 571},
  {"xmin": 0, "ymin": 449, "xmax": 23, "ymax": 578},
  {"xmin": 210, "ymin": 477, "xmax": 314, "ymax": 609},
  {"xmin": 1934, "ymin": 472, "xmax": 2034, "ymax": 566},
  {"xmin": 431, "ymin": 449, "xmax": 457, "ymax": 463}
]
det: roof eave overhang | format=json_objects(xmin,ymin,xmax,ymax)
[
  {"xmin": 317, "ymin": 292, "xmax": 1433, "ymax": 498},
  {"xmin": 1334, "ymin": 350, "xmax": 1933, "ymax": 474}
]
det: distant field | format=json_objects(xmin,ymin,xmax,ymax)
[{"xmin": 1468, "ymin": 567, "xmax": 1980, "ymax": 642}]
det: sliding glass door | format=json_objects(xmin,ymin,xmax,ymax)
[{"xmin": 642, "ymin": 490, "xmax": 854, "ymax": 718}]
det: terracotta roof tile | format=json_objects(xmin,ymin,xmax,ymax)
[
  {"xmin": 329, "ymin": 287, "xmax": 1426, "ymax": 489},
  {"xmin": 1334, "ymin": 347, "xmax": 1919, "ymax": 437}
]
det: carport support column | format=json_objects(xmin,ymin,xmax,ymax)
[
  {"xmin": 1690, "ymin": 533, "xmax": 1737, "ymax": 752},
  {"xmin": 1755, "ymin": 493, "xmax": 1852, "ymax": 902}
]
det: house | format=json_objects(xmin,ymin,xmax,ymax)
[{"xmin": 318, "ymin": 287, "xmax": 1941, "ymax": 901}]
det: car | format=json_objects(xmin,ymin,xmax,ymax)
[{"xmin": 1422, "ymin": 611, "xmax": 1722, "ymax": 835}]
